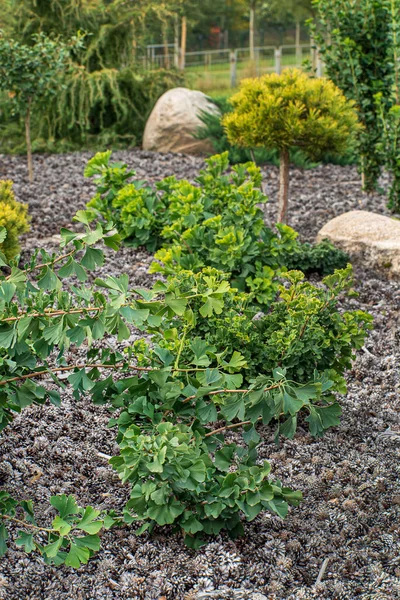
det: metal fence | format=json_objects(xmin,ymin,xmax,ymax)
[{"xmin": 142, "ymin": 43, "xmax": 324, "ymax": 89}]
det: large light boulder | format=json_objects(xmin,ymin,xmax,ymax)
[
  {"xmin": 143, "ymin": 87, "xmax": 220, "ymax": 155},
  {"xmin": 317, "ymin": 210, "xmax": 400, "ymax": 277}
]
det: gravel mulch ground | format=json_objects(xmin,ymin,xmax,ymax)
[{"xmin": 0, "ymin": 150, "xmax": 399, "ymax": 600}]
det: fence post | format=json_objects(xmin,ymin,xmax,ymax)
[
  {"xmin": 179, "ymin": 16, "xmax": 187, "ymax": 70},
  {"xmin": 230, "ymin": 50, "xmax": 237, "ymax": 88},
  {"xmin": 274, "ymin": 47, "xmax": 281, "ymax": 74},
  {"xmin": 295, "ymin": 21, "xmax": 301, "ymax": 66},
  {"xmin": 316, "ymin": 49, "xmax": 323, "ymax": 77}
]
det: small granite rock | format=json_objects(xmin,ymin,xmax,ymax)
[{"xmin": 317, "ymin": 210, "xmax": 400, "ymax": 277}]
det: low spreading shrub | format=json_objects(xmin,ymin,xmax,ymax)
[
  {"xmin": 0, "ymin": 180, "xmax": 30, "ymax": 260},
  {"xmin": 87, "ymin": 150, "xmax": 349, "ymax": 305},
  {"xmin": 0, "ymin": 195, "xmax": 371, "ymax": 561}
]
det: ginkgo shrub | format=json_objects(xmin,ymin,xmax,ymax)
[
  {"xmin": 87, "ymin": 151, "xmax": 349, "ymax": 305},
  {"xmin": 0, "ymin": 161, "xmax": 371, "ymax": 564},
  {"xmin": 222, "ymin": 69, "xmax": 361, "ymax": 223}
]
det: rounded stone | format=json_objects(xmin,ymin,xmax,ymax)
[
  {"xmin": 317, "ymin": 210, "xmax": 400, "ymax": 277},
  {"xmin": 142, "ymin": 87, "xmax": 220, "ymax": 155}
]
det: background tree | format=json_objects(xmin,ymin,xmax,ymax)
[
  {"xmin": 0, "ymin": 33, "xmax": 77, "ymax": 181},
  {"xmin": 223, "ymin": 69, "xmax": 360, "ymax": 223},
  {"xmin": 260, "ymin": 0, "xmax": 314, "ymax": 46},
  {"xmin": 310, "ymin": 0, "xmax": 395, "ymax": 192},
  {"xmin": 375, "ymin": 0, "xmax": 400, "ymax": 211}
]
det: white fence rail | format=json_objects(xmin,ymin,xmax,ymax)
[{"xmin": 141, "ymin": 43, "xmax": 324, "ymax": 87}]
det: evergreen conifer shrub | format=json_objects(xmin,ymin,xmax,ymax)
[{"xmin": 0, "ymin": 180, "xmax": 30, "ymax": 260}]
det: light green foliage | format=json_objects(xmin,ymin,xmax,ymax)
[
  {"xmin": 0, "ymin": 197, "xmax": 371, "ymax": 556},
  {"xmin": 0, "ymin": 180, "xmax": 30, "ymax": 260},
  {"xmin": 87, "ymin": 151, "xmax": 348, "ymax": 304},
  {"xmin": 129, "ymin": 266, "xmax": 372, "ymax": 389},
  {"xmin": 222, "ymin": 69, "xmax": 360, "ymax": 161},
  {"xmin": 112, "ymin": 423, "xmax": 300, "ymax": 547},
  {"xmin": 0, "ymin": 491, "xmax": 117, "ymax": 567},
  {"xmin": 310, "ymin": 0, "xmax": 396, "ymax": 191}
]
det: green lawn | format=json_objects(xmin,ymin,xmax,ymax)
[{"xmin": 186, "ymin": 53, "xmax": 311, "ymax": 93}]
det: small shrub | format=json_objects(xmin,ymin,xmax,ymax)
[
  {"xmin": 0, "ymin": 33, "xmax": 79, "ymax": 181},
  {"xmin": 223, "ymin": 69, "xmax": 361, "ymax": 223},
  {"xmin": 284, "ymin": 239, "xmax": 349, "ymax": 276},
  {"xmin": 0, "ymin": 203, "xmax": 371, "ymax": 559},
  {"xmin": 87, "ymin": 151, "xmax": 351, "ymax": 306},
  {"xmin": 196, "ymin": 97, "xmax": 356, "ymax": 168},
  {"xmin": 0, "ymin": 180, "xmax": 30, "ymax": 260},
  {"xmin": 133, "ymin": 267, "xmax": 372, "ymax": 387}
]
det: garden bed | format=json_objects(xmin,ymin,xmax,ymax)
[{"xmin": 0, "ymin": 150, "xmax": 399, "ymax": 600}]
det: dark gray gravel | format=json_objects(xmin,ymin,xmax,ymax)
[{"xmin": 0, "ymin": 150, "xmax": 399, "ymax": 600}]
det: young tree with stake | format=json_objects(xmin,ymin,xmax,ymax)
[
  {"xmin": 223, "ymin": 69, "xmax": 360, "ymax": 223},
  {"xmin": 0, "ymin": 33, "xmax": 78, "ymax": 182}
]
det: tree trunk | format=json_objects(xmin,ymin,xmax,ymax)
[
  {"xmin": 25, "ymin": 98, "xmax": 33, "ymax": 183},
  {"xmin": 174, "ymin": 15, "xmax": 179, "ymax": 68},
  {"xmin": 278, "ymin": 148, "xmax": 289, "ymax": 223},
  {"xmin": 180, "ymin": 15, "xmax": 187, "ymax": 70},
  {"xmin": 162, "ymin": 20, "xmax": 170, "ymax": 69},
  {"xmin": 249, "ymin": 2, "xmax": 255, "ymax": 61}
]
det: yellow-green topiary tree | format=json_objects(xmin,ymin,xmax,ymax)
[
  {"xmin": 223, "ymin": 69, "xmax": 361, "ymax": 223},
  {"xmin": 0, "ymin": 180, "xmax": 30, "ymax": 260}
]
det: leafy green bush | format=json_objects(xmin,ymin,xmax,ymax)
[
  {"xmin": 0, "ymin": 200, "xmax": 371, "ymax": 559},
  {"xmin": 132, "ymin": 267, "xmax": 372, "ymax": 386},
  {"xmin": 87, "ymin": 151, "xmax": 350, "ymax": 305},
  {"xmin": 112, "ymin": 422, "xmax": 299, "ymax": 546},
  {"xmin": 284, "ymin": 239, "xmax": 349, "ymax": 276},
  {"xmin": 310, "ymin": 0, "xmax": 396, "ymax": 192},
  {"xmin": 0, "ymin": 180, "xmax": 30, "ymax": 260}
]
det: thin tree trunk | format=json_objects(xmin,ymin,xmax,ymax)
[
  {"xmin": 131, "ymin": 21, "xmax": 137, "ymax": 64},
  {"xmin": 180, "ymin": 15, "xmax": 187, "ymax": 70},
  {"xmin": 174, "ymin": 15, "xmax": 179, "ymax": 68},
  {"xmin": 25, "ymin": 97, "xmax": 33, "ymax": 183},
  {"xmin": 249, "ymin": 2, "xmax": 255, "ymax": 61},
  {"xmin": 278, "ymin": 148, "xmax": 289, "ymax": 223}
]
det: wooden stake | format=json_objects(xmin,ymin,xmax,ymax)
[
  {"xmin": 249, "ymin": 1, "xmax": 255, "ymax": 61},
  {"xmin": 180, "ymin": 15, "xmax": 187, "ymax": 70},
  {"xmin": 25, "ymin": 97, "xmax": 33, "ymax": 183},
  {"xmin": 278, "ymin": 148, "xmax": 290, "ymax": 223}
]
